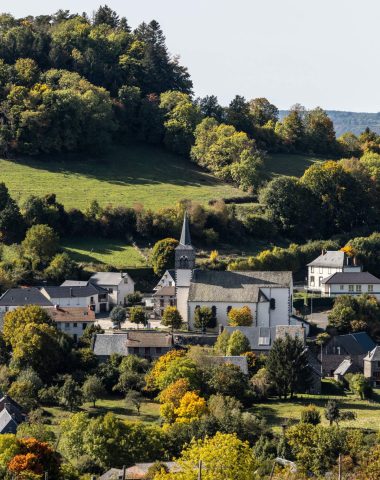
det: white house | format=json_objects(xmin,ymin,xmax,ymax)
[
  {"xmin": 48, "ymin": 306, "xmax": 96, "ymax": 342},
  {"xmin": 40, "ymin": 284, "xmax": 109, "ymax": 313},
  {"xmin": 0, "ymin": 287, "xmax": 53, "ymax": 326},
  {"xmin": 154, "ymin": 269, "xmax": 176, "ymax": 291},
  {"xmin": 307, "ymin": 250, "xmax": 362, "ymax": 292},
  {"xmin": 89, "ymin": 272, "xmax": 135, "ymax": 306},
  {"xmin": 321, "ymin": 271, "xmax": 380, "ymax": 299}
]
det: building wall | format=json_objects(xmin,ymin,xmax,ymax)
[
  {"xmin": 177, "ymin": 286, "xmax": 190, "ymax": 324},
  {"xmin": 45, "ymin": 294, "xmax": 102, "ymax": 313},
  {"xmin": 188, "ymin": 301, "xmax": 258, "ymax": 330},
  {"xmin": 364, "ymin": 359, "xmax": 380, "ymax": 386},
  {"xmin": 260, "ymin": 287, "xmax": 291, "ymax": 325},
  {"xmin": 325, "ymin": 283, "xmax": 380, "ymax": 299},
  {"xmin": 308, "ymin": 266, "xmax": 342, "ymax": 291},
  {"xmin": 56, "ymin": 320, "xmax": 95, "ymax": 340},
  {"xmin": 103, "ymin": 279, "xmax": 134, "ymax": 306},
  {"xmin": 153, "ymin": 295, "xmax": 176, "ymax": 318}
]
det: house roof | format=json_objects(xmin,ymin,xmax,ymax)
[
  {"xmin": 327, "ymin": 332, "xmax": 377, "ymax": 355},
  {"xmin": 212, "ymin": 356, "xmax": 249, "ymax": 374},
  {"xmin": 322, "ymin": 272, "xmax": 380, "ymax": 284},
  {"xmin": 307, "ymin": 250, "xmax": 346, "ymax": 267},
  {"xmin": 125, "ymin": 331, "xmax": 173, "ymax": 348},
  {"xmin": 47, "ymin": 306, "xmax": 96, "ymax": 322},
  {"xmin": 334, "ymin": 358, "xmax": 353, "ymax": 376},
  {"xmin": 0, "ymin": 288, "xmax": 53, "ymax": 307},
  {"xmin": 93, "ymin": 334, "xmax": 129, "ymax": 356},
  {"xmin": 188, "ymin": 270, "xmax": 292, "ymax": 303},
  {"xmin": 90, "ymin": 272, "xmax": 134, "ymax": 286},
  {"xmin": 153, "ymin": 286, "xmax": 176, "ymax": 297},
  {"xmin": 42, "ymin": 284, "xmax": 107, "ymax": 299},
  {"xmin": 0, "ymin": 395, "xmax": 26, "ymax": 433},
  {"xmin": 61, "ymin": 280, "xmax": 89, "ymax": 287},
  {"xmin": 364, "ymin": 345, "xmax": 380, "ymax": 361},
  {"xmin": 99, "ymin": 463, "xmax": 180, "ymax": 480},
  {"xmin": 0, "ymin": 409, "xmax": 19, "ymax": 434}
]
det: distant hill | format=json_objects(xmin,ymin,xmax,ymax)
[{"xmin": 279, "ymin": 110, "xmax": 380, "ymax": 137}]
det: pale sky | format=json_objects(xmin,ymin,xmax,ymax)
[{"xmin": 2, "ymin": 0, "xmax": 379, "ymax": 112}]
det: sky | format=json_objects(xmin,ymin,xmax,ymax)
[{"xmin": 2, "ymin": 0, "xmax": 380, "ymax": 112}]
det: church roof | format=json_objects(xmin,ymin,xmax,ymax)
[
  {"xmin": 177, "ymin": 212, "xmax": 192, "ymax": 247},
  {"xmin": 188, "ymin": 270, "xmax": 292, "ymax": 303}
]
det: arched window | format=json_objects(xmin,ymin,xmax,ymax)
[
  {"xmin": 227, "ymin": 306, "xmax": 232, "ymax": 314},
  {"xmin": 180, "ymin": 256, "xmax": 189, "ymax": 268}
]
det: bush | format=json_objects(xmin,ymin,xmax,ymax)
[{"xmin": 300, "ymin": 405, "xmax": 321, "ymax": 425}]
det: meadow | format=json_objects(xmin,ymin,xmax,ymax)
[
  {"xmin": 263, "ymin": 153, "xmax": 325, "ymax": 177},
  {"xmin": 0, "ymin": 144, "xmax": 246, "ymax": 211}
]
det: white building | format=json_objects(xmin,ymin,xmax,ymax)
[
  {"xmin": 321, "ymin": 272, "xmax": 380, "ymax": 299},
  {"xmin": 89, "ymin": 272, "xmax": 135, "ymax": 306},
  {"xmin": 307, "ymin": 250, "xmax": 362, "ymax": 292},
  {"xmin": 40, "ymin": 284, "xmax": 109, "ymax": 313},
  {"xmin": 0, "ymin": 288, "xmax": 53, "ymax": 323},
  {"xmin": 49, "ymin": 306, "xmax": 96, "ymax": 341}
]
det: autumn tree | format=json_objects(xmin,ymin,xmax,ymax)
[
  {"xmin": 129, "ymin": 306, "xmax": 146, "ymax": 327},
  {"xmin": 174, "ymin": 391, "xmax": 207, "ymax": 423},
  {"xmin": 21, "ymin": 224, "xmax": 59, "ymax": 268},
  {"xmin": 227, "ymin": 306, "xmax": 253, "ymax": 326},
  {"xmin": 161, "ymin": 306, "xmax": 183, "ymax": 332},
  {"xmin": 193, "ymin": 306, "xmax": 215, "ymax": 332},
  {"xmin": 151, "ymin": 238, "xmax": 179, "ymax": 276},
  {"xmin": 226, "ymin": 330, "xmax": 250, "ymax": 355},
  {"xmin": 82, "ymin": 375, "xmax": 105, "ymax": 407}
]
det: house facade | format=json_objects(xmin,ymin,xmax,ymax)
[
  {"xmin": 153, "ymin": 285, "xmax": 176, "ymax": 318},
  {"xmin": 48, "ymin": 306, "xmax": 96, "ymax": 341},
  {"xmin": 40, "ymin": 284, "xmax": 109, "ymax": 313},
  {"xmin": 89, "ymin": 272, "xmax": 135, "ymax": 306},
  {"xmin": 321, "ymin": 272, "xmax": 380, "ymax": 299},
  {"xmin": 307, "ymin": 250, "xmax": 361, "ymax": 292}
]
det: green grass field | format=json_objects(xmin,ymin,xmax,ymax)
[
  {"xmin": 253, "ymin": 391, "xmax": 380, "ymax": 433},
  {"xmin": 0, "ymin": 144, "xmax": 246, "ymax": 210},
  {"xmin": 264, "ymin": 153, "xmax": 326, "ymax": 177},
  {"xmin": 62, "ymin": 237, "xmax": 147, "ymax": 268}
]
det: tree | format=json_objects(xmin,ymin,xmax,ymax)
[
  {"xmin": 214, "ymin": 330, "xmax": 230, "ymax": 355},
  {"xmin": 194, "ymin": 306, "xmax": 215, "ymax": 332},
  {"xmin": 59, "ymin": 376, "xmax": 82, "ymax": 411},
  {"xmin": 125, "ymin": 389, "xmax": 144, "ymax": 415},
  {"xmin": 44, "ymin": 252, "xmax": 79, "ymax": 283},
  {"xmin": 82, "ymin": 375, "xmax": 105, "ymax": 407},
  {"xmin": 21, "ymin": 224, "xmax": 59, "ymax": 268},
  {"xmin": 144, "ymin": 461, "xmax": 169, "ymax": 479},
  {"xmin": 275, "ymin": 104, "xmax": 306, "ymax": 151},
  {"xmin": 161, "ymin": 306, "xmax": 183, "ymax": 332},
  {"xmin": 110, "ymin": 306, "xmax": 126, "ymax": 328},
  {"xmin": 266, "ymin": 334, "xmax": 310, "ymax": 399},
  {"xmin": 345, "ymin": 373, "xmax": 372, "ymax": 399},
  {"xmin": 158, "ymin": 357, "xmax": 200, "ymax": 391},
  {"xmin": 226, "ymin": 330, "xmax": 250, "ymax": 355},
  {"xmin": 158, "ymin": 378, "xmax": 190, "ymax": 423},
  {"xmin": 305, "ymin": 107, "xmax": 337, "ymax": 154},
  {"xmin": 227, "ymin": 306, "xmax": 253, "ymax": 326},
  {"xmin": 129, "ymin": 306, "xmax": 146, "ymax": 327},
  {"xmin": 3, "ymin": 306, "xmax": 65, "ymax": 381},
  {"xmin": 209, "ymin": 363, "xmax": 248, "ymax": 399},
  {"xmin": 174, "ymin": 391, "xmax": 207, "ymax": 423},
  {"xmin": 324, "ymin": 400, "xmax": 356, "ymax": 426},
  {"xmin": 93, "ymin": 5, "xmax": 120, "ymax": 27},
  {"xmin": 249, "ymin": 97, "xmax": 279, "ymax": 126},
  {"xmin": 155, "ymin": 432, "xmax": 259, "ymax": 480},
  {"xmin": 60, "ymin": 412, "xmax": 90, "ymax": 460},
  {"xmin": 145, "ymin": 350, "xmax": 186, "ymax": 391},
  {"xmin": 300, "ymin": 405, "xmax": 321, "ymax": 425},
  {"xmin": 151, "ymin": 238, "xmax": 179, "ymax": 276},
  {"xmin": 328, "ymin": 303, "xmax": 356, "ymax": 332}
]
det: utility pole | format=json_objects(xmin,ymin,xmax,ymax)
[
  {"xmin": 122, "ymin": 465, "xmax": 126, "ymax": 480},
  {"xmin": 198, "ymin": 459, "xmax": 202, "ymax": 480},
  {"xmin": 338, "ymin": 453, "xmax": 342, "ymax": 480}
]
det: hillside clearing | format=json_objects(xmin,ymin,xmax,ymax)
[
  {"xmin": 0, "ymin": 144, "xmax": 246, "ymax": 211},
  {"xmin": 265, "ymin": 153, "xmax": 326, "ymax": 177},
  {"xmin": 62, "ymin": 237, "xmax": 147, "ymax": 268}
]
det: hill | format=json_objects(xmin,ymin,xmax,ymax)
[
  {"xmin": 264, "ymin": 153, "xmax": 325, "ymax": 177},
  {"xmin": 0, "ymin": 144, "xmax": 247, "ymax": 211},
  {"xmin": 280, "ymin": 110, "xmax": 380, "ymax": 137}
]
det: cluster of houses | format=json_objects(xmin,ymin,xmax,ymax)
[{"xmin": 0, "ymin": 214, "xmax": 379, "ymax": 408}]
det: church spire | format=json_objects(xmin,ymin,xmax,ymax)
[{"xmin": 179, "ymin": 211, "xmax": 191, "ymax": 246}]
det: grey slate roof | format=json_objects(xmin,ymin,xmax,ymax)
[
  {"xmin": 125, "ymin": 331, "xmax": 173, "ymax": 348},
  {"xmin": 153, "ymin": 286, "xmax": 176, "ymax": 296},
  {"xmin": 93, "ymin": 334, "xmax": 129, "ymax": 356},
  {"xmin": 61, "ymin": 280, "xmax": 89, "ymax": 287},
  {"xmin": 188, "ymin": 270, "xmax": 292, "ymax": 303},
  {"xmin": 0, "ymin": 408, "xmax": 18, "ymax": 434},
  {"xmin": 326, "ymin": 332, "xmax": 376, "ymax": 355},
  {"xmin": 43, "ymin": 284, "xmax": 107, "ymax": 298},
  {"xmin": 307, "ymin": 250, "xmax": 346, "ymax": 267},
  {"xmin": 90, "ymin": 272, "xmax": 134, "ymax": 286},
  {"xmin": 322, "ymin": 272, "xmax": 380, "ymax": 284},
  {"xmin": 177, "ymin": 212, "xmax": 192, "ymax": 246},
  {"xmin": 0, "ymin": 288, "xmax": 53, "ymax": 307},
  {"xmin": 0, "ymin": 395, "xmax": 26, "ymax": 433},
  {"xmin": 334, "ymin": 358, "xmax": 353, "ymax": 376},
  {"xmin": 364, "ymin": 346, "xmax": 380, "ymax": 361}
]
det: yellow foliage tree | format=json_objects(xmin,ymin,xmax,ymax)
[
  {"xmin": 227, "ymin": 306, "xmax": 253, "ymax": 326},
  {"xmin": 158, "ymin": 378, "xmax": 190, "ymax": 423},
  {"xmin": 174, "ymin": 391, "xmax": 207, "ymax": 423},
  {"xmin": 145, "ymin": 350, "xmax": 186, "ymax": 391},
  {"xmin": 209, "ymin": 250, "xmax": 219, "ymax": 263}
]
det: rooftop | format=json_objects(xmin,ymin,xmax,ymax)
[
  {"xmin": 334, "ymin": 358, "xmax": 353, "ymax": 376},
  {"xmin": 153, "ymin": 286, "xmax": 176, "ymax": 297},
  {"xmin": 0, "ymin": 287, "xmax": 53, "ymax": 307},
  {"xmin": 364, "ymin": 345, "xmax": 380, "ymax": 361},
  {"xmin": 47, "ymin": 306, "xmax": 96, "ymax": 322},
  {"xmin": 42, "ymin": 284, "xmax": 107, "ymax": 299},
  {"xmin": 90, "ymin": 271, "xmax": 134, "ymax": 286},
  {"xmin": 308, "ymin": 250, "xmax": 347, "ymax": 267},
  {"xmin": 322, "ymin": 272, "xmax": 380, "ymax": 284},
  {"xmin": 61, "ymin": 280, "xmax": 89, "ymax": 287},
  {"xmin": 327, "ymin": 332, "xmax": 376, "ymax": 355},
  {"xmin": 125, "ymin": 331, "xmax": 173, "ymax": 348},
  {"xmin": 188, "ymin": 270, "xmax": 292, "ymax": 303}
]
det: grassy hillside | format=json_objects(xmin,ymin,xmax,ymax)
[
  {"xmin": 264, "ymin": 153, "xmax": 325, "ymax": 177},
  {"xmin": 0, "ymin": 144, "xmax": 246, "ymax": 210}
]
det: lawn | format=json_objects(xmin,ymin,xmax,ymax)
[
  {"xmin": 264, "ymin": 153, "xmax": 327, "ymax": 177},
  {"xmin": 0, "ymin": 143, "xmax": 246, "ymax": 210},
  {"xmin": 62, "ymin": 237, "xmax": 147, "ymax": 268},
  {"xmin": 253, "ymin": 391, "xmax": 380, "ymax": 433}
]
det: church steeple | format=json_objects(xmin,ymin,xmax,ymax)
[
  {"xmin": 175, "ymin": 212, "xmax": 195, "ymax": 270},
  {"xmin": 179, "ymin": 211, "xmax": 192, "ymax": 246}
]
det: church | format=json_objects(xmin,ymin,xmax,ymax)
[{"xmin": 155, "ymin": 213, "xmax": 307, "ymax": 348}]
